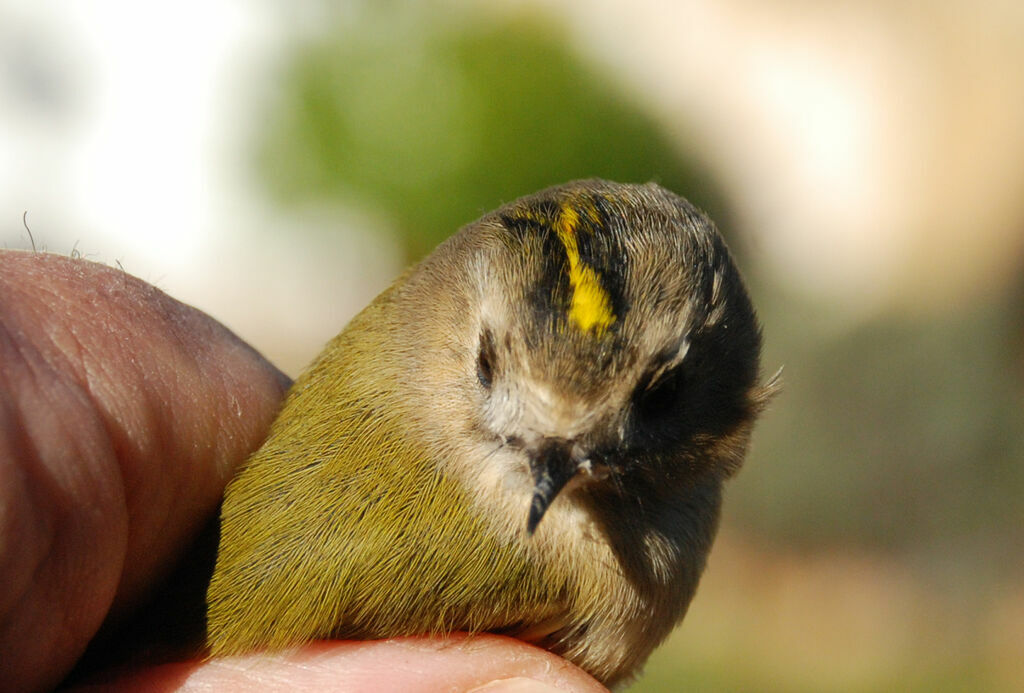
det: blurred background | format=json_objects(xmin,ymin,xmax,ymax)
[{"xmin": 2, "ymin": 0, "xmax": 1023, "ymax": 689}]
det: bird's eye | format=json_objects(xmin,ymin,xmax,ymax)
[
  {"xmin": 477, "ymin": 330, "xmax": 496, "ymax": 389},
  {"xmin": 634, "ymin": 366, "xmax": 685, "ymax": 424}
]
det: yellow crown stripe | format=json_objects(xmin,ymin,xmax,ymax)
[{"xmin": 554, "ymin": 203, "xmax": 616, "ymax": 335}]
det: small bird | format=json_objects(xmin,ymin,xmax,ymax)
[{"xmin": 206, "ymin": 179, "xmax": 777, "ymax": 687}]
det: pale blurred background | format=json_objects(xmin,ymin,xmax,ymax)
[{"xmin": 2, "ymin": 0, "xmax": 1023, "ymax": 690}]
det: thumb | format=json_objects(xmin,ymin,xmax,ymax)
[{"xmin": 68, "ymin": 636, "xmax": 608, "ymax": 693}]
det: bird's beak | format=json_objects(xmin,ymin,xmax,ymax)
[{"xmin": 526, "ymin": 438, "xmax": 582, "ymax": 534}]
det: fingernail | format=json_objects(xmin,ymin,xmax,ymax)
[{"xmin": 468, "ymin": 677, "xmax": 565, "ymax": 692}]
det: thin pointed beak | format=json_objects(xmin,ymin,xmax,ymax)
[{"xmin": 526, "ymin": 438, "xmax": 581, "ymax": 534}]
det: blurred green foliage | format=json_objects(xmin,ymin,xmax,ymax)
[
  {"xmin": 639, "ymin": 642, "xmax": 1000, "ymax": 693},
  {"xmin": 735, "ymin": 289, "xmax": 1024, "ymax": 576},
  {"xmin": 256, "ymin": 5, "xmax": 723, "ymax": 261}
]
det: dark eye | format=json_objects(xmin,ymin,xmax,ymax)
[
  {"xmin": 477, "ymin": 330, "xmax": 495, "ymax": 389},
  {"xmin": 634, "ymin": 366, "xmax": 685, "ymax": 424}
]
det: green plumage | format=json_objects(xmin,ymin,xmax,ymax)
[{"xmin": 207, "ymin": 290, "xmax": 567, "ymax": 652}]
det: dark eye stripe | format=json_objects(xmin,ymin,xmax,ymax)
[{"xmin": 477, "ymin": 329, "xmax": 496, "ymax": 389}]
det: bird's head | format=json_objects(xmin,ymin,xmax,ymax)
[{"xmin": 405, "ymin": 179, "xmax": 777, "ymax": 534}]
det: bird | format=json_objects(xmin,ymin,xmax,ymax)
[{"xmin": 205, "ymin": 179, "xmax": 778, "ymax": 687}]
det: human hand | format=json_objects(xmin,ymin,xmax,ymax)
[{"xmin": 0, "ymin": 251, "xmax": 605, "ymax": 693}]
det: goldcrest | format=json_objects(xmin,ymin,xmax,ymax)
[{"xmin": 206, "ymin": 179, "xmax": 777, "ymax": 687}]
